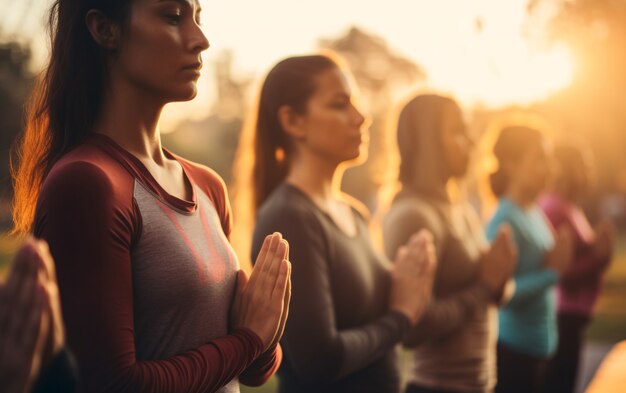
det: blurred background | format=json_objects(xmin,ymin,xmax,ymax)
[{"xmin": 0, "ymin": 1, "xmax": 625, "ymax": 392}]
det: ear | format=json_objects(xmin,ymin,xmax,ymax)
[
  {"xmin": 85, "ymin": 9, "xmax": 121, "ymax": 50},
  {"xmin": 277, "ymin": 105, "xmax": 307, "ymax": 140}
]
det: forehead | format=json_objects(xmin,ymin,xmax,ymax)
[
  {"xmin": 534, "ymin": 138, "xmax": 551, "ymax": 158},
  {"xmin": 139, "ymin": 0, "xmax": 201, "ymax": 8},
  {"xmin": 441, "ymin": 102, "xmax": 463, "ymax": 122},
  {"xmin": 312, "ymin": 67, "xmax": 352, "ymax": 96}
]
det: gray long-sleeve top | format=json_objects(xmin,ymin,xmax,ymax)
[
  {"xmin": 252, "ymin": 183, "xmax": 411, "ymax": 393},
  {"xmin": 383, "ymin": 192, "xmax": 498, "ymax": 393}
]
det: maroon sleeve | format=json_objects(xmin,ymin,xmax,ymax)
[
  {"xmin": 239, "ymin": 345, "xmax": 283, "ymax": 387},
  {"xmin": 542, "ymin": 202, "xmax": 606, "ymax": 288},
  {"xmin": 34, "ymin": 160, "xmax": 264, "ymax": 393}
]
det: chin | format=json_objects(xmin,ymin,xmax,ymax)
[
  {"xmin": 167, "ymin": 84, "xmax": 199, "ymax": 102},
  {"xmin": 348, "ymin": 148, "xmax": 367, "ymax": 166},
  {"xmin": 453, "ymin": 165, "xmax": 469, "ymax": 178}
]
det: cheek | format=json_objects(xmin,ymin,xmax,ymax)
[
  {"xmin": 446, "ymin": 139, "xmax": 470, "ymax": 171},
  {"xmin": 533, "ymin": 163, "xmax": 550, "ymax": 187},
  {"xmin": 310, "ymin": 110, "xmax": 350, "ymax": 137},
  {"xmin": 455, "ymin": 140, "xmax": 471, "ymax": 161},
  {"xmin": 122, "ymin": 23, "xmax": 180, "ymax": 79}
]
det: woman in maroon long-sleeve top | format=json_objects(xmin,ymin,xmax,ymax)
[
  {"xmin": 11, "ymin": 1, "xmax": 291, "ymax": 392},
  {"xmin": 539, "ymin": 143, "xmax": 614, "ymax": 393}
]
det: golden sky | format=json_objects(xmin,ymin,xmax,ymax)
[{"xmin": 15, "ymin": 0, "xmax": 574, "ymax": 129}]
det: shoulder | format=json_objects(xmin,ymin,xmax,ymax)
[
  {"xmin": 35, "ymin": 145, "xmax": 140, "ymax": 240},
  {"xmin": 385, "ymin": 195, "xmax": 442, "ymax": 233},
  {"xmin": 175, "ymin": 155, "xmax": 228, "ymax": 199},
  {"xmin": 41, "ymin": 145, "xmax": 134, "ymax": 204},
  {"xmin": 340, "ymin": 192, "xmax": 371, "ymax": 222},
  {"xmin": 486, "ymin": 200, "xmax": 538, "ymax": 246},
  {"xmin": 258, "ymin": 185, "xmax": 318, "ymax": 223},
  {"xmin": 487, "ymin": 199, "xmax": 517, "ymax": 225},
  {"xmin": 255, "ymin": 185, "xmax": 326, "ymax": 240},
  {"xmin": 538, "ymin": 194, "xmax": 568, "ymax": 225}
]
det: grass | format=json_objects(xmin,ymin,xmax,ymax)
[
  {"xmin": 1, "ymin": 233, "xmax": 624, "ymax": 393},
  {"xmin": 0, "ymin": 234, "xmax": 20, "ymax": 280},
  {"xmin": 586, "ymin": 234, "xmax": 626, "ymax": 343}
]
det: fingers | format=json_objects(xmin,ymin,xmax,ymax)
[
  {"xmin": 412, "ymin": 229, "xmax": 433, "ymax": 249},
  {"xmin": 234, "ymin": 270, "xmax": 249, "ymax": 305},
  {"xmin": 423, "ymin": 244, "xmax": 437, "ymax": 274},
  {"xmin": 230, "ymin": 270, "xmax": 249, "ymax": 327},
  {"xmin": 497, "ymin": 224, "xmax": 512, "ymax": 241},
  {"xmin": 5, "ymin": 250, "xmax": 40, "ymax": 341},
  {"xmin": 34, "ymin": 239, "xmax": 56, "ymax": 284},
  {"xmin": 249, "ymin": 234, "xmax": 272, "ymax": 285},
  {"xmin": 283, "ymin": 267, "xmax": 292, "ymax": 316},
  {"xmin": 265, "ymin": 239, "xmax": 287, "ymax": 296},
  {"xmin": 22, "ymin": 285, "xmax": 47, "ymax": 355},
  {"xmin": 497, "ymin": 225, "xmax": 517, "ymax": 263},
  {"xmin": 396, "ymin": 230, "xmax": 437, "ymax": 278},
  {"xmin": 263, "ymin": 234, "xmax": 282, "ymax": 274},
  {"xmin": 393, "ymin": 246, "xmax": 409, "ymax": 266},
  {"xmin": 249, "ymin": 233, "xmax": 280, "ymax": 288},
  {"xmin": 0, "ymin": 241, "xmax": 42, "ymax": 358},
  {"xmin": 415, "ymin": 230, "xmax": 436, "ymax": 273},
  {"xmin": 272, "ymin": 264, "xmax": 292, "ymax": 348},
  {"xmin": 271, "ymin": 259, "xmax": 290, "ymax": 301}
]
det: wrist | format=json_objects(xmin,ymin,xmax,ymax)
[
  {"xmin": 477, "ymin": 279, "xmax": 500, "ymax": 302},
  {"xmin": 390, "ymin": 305, "xmax": 415, "ymax": 325}
]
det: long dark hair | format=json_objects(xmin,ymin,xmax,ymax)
[
  {"xmin": 490, "ymin": 126, "xmax": 543, "ymax": 197},
  {"xmin": 396, "ymin": 94, "xmax": 460, "ymax": 187},
  {"xmin": 251, "ymin": 54, "xmax": 338, "ymax": 211},
  {"xmin": 11, "ymin": 0, "xmax": 131, "ymax": 235},
  {"xmin": 230, "ymin": 54, "xmax": 339, "ymax": 267}
]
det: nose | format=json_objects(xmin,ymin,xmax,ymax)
[
  {"xmin": 466, "ymin": 131, "xmax": 476, "ymax": 148},
  {"xmin": 352, "ymin": 104, "xmax": 366, "ymax": 127},
  {"xmin": 460, "ymin": 124, "xmax": 475, "ymax": 147},
  {"xmin": 189, "ymin": 23, "xmax": 210, "ymax": 53}
]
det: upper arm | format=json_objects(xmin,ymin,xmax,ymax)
[
  {"xmin": 383, "ymin": 200, "xmax": 443, "ymax": 262},
  {"xmin": 34, "ymin": 161, "xmax": 140, "ymax": 387},
  {"xmin": 252, "ymin": 205, "xmax": 342, "ymax": 381}
]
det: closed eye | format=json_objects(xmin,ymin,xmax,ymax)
[{"xmin": 165, "ymin": 14, "xmax": 182, "ymax": 25}]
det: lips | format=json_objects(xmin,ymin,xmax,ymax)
[{"xmin": 182, "ymin": 62, "xmax": 202, "ymax": 72}]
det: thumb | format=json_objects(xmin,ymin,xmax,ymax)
[
  {"xmin": 496, "ymin": 224, "xmax": 511, "ymax": 245},
  {"xmin": 394, "ymin": 246, "xmax": 409, "ymax": 265},
  {"xmin": 236, "ymin": 269, "xmax": 250, "ymax": 293}
]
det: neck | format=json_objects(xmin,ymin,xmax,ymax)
[
  {"xmin": 553, "ymin": 185, "xmax": 579, "ymax": 204},
  {"xmin": 407, "ymin": 175, "xmax": 451, "ymax": 201},
  {"xmin": 285, "ymin": 150, "xmax": 343, "ymax": 203},
  {"xmin": 506, "ymin": 183, "xmax": 537, "ymax": 209},
  {"xmin": 93, "ymin": 74, "xmax": 167, "ymax": 164}
]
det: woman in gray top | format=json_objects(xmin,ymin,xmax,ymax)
[
  {"xmin": 383, "ymin": 95, "xmax": 517, "ymax": 393},
  {"xmin": 244, "ymin": 54, "xmax": 437, "ymax": 393}
]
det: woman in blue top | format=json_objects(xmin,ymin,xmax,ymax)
[{"xmin": 485, "ymin": 126, "xmax": 572, "ymax": 393}]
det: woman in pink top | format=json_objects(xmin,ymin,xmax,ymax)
[{"xmin": 539, "ymin": 143, "xmax": 614, "ymax": 393}]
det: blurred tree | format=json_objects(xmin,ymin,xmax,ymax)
[
  {"xmin": 527, "ymin": 0, "xmax": 626, "ymax": 196},
  {"xmin": 319, "ymin": 27, "xmax": 427, "ymax": 211},
  {"xmin": 0, "ymin": 41, "xmax": 34, "ymax": 231}
]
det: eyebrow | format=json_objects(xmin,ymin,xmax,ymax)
[
  {"xmin": 158, "ymin": 0, "xmax": 202, "ymax": 11},
  {"xmin": 333, "ymin": 92, "xmax": 351, "ymax": 99}
]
